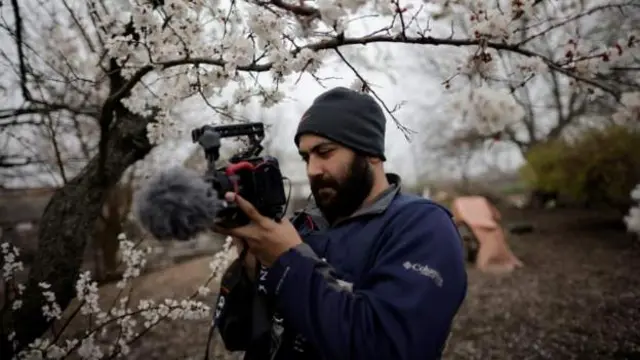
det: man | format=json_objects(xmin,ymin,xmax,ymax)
[{"xmin": 213, "ymin": 87, "xmax": 467, "ymax": 360}]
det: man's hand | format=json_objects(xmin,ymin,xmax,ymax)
[{"xmin": 215, "ymin": 192, "xmax": 302, "ymax": 267}]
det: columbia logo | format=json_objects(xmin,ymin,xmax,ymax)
[{"xmin": 403, "ymin": 261, "xmax": 444, "ymax": 287}]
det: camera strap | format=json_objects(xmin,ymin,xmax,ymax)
[{"xmin": 204, "ymin": 245, "xmax": 252, "ymax": 359}]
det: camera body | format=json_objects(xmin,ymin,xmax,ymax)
[{"xmin": 191, "ymin": 122, "xmax": 287, "ymax": 228}]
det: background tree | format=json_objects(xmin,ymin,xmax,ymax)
[{"xmin": 412, "ymin": 0, "xmax": 640, "ymax": 160}]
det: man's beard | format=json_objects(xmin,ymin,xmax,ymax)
[{"xmin": 309, "ymin": 155, "xmax": 374, "ymax": 224}]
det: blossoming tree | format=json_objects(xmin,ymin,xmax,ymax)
[
  {"xmin": 1, "ymin": 0, "xmax": 639, "ymax": 358},
  {"xmin": 405, "ymin": 0, "xmax": 639, "ymax": 206},
  {"xmin": 414, "ymin": 1, "xmax": 639, "ymax": 150}
]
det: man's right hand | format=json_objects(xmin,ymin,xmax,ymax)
[{"xmin": 231, "ymin": 236, "xmax": 257, "ymax": 281}]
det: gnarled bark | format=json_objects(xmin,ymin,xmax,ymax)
[{"xmin": 2, "ymin": 109, "xmax": 153, "ymax": 358}]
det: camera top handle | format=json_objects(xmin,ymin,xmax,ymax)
[{"xmin": 191, "ymin": 122, "xmax": 265, "ymax": 167}]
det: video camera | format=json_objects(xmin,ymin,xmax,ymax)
[{"xmin": 191, "ymin": 122, "xmax": 287, "ymax": 228}]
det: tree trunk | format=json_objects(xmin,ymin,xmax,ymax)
[
  {"xmin": 100, "ymin": 213, "xmax": 122, "ymax": 278},
  {"xmin": 98, "ymin": 183, "xmax": 134, "ymax": 282},
  {"xmin": 2, "ymin": 109, "xmax": 153, "ymax": 358}
]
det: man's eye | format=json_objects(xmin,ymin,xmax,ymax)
[{"xmin": 317, "ymin": 148, "xmax": 334, "ymax": 157}]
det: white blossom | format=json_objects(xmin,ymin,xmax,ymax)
[
  {"xmin": 115, "ymin": 232, "xmax": 150, "ymax": 289},
  {"xmin": 458, "ymin": 49, "xmax": 498, "ymax": 78},
  {"xmin": 449, "ymin": 85, "xmax": 524, "ymax": 136},
  {"xmin": 317, "ymin": 0, "xmax": 348, "ymax": 27},
  {"xmin": 77, "ymin": 335, "xmax": 104, "ymax": 360},
  {"xmin": 4, "ymin": 233, "xmax": 215, "ymax": 359},
  {"xmin": 471, "ymin": 9, "xmax": 510, "ymax": 41},
  {"xmin": 38, "ymin": 282, "xmax": 62, "ymax": 321},
  {"xmin": 76, "ymin": 271, "xmax": 102, "ymax": 315},
  {"xmin": 292, "ymin": 49, "xmax": 324, "ymax": 74},
  {"xmin": 198, "ymin": 286, "xmax": 212, "ymax": 296},
  {"xmin": 261, "ymin": 88, "xmax": 286, "ymax": 108},
  {"xmin": 2, "ymin": 242, "xmax": 24, "ymax": 281},
  {"xmin": 612, "ymin": 92, "xmax": 640, "ymax": 126},
  {"xmin": 209, "ymin": 236, "xmax": 239, "ymax": 283}
]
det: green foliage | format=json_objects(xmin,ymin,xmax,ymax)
[
  {"xmin": 498, "ymin": 181, "xmax": 529, "ymax": 196},
  {"xmin": 520, "ymin": 124, "xmax": 640, "ymax": 208}
]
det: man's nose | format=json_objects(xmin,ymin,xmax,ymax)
[{"xmin": 306, "ymin": 157, "xmax": 324, "ymax": 178}]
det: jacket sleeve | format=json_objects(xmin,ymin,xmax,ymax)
[{"xmin": 261, "ymin": 202, "xmax": 468, "ymax": 360}]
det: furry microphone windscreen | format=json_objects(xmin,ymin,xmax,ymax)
[{"xmin": 133, "ymin": 166, "xmax": 220, "ymax": 241}]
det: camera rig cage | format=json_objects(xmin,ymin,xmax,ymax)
[{"xmin": 191, "ymin": 122, "xmax": 288, "ymax": 228}]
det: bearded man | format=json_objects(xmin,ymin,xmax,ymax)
[{"xmin": 213, "ymin": 87, "xmax": 468, "ymax": 360}]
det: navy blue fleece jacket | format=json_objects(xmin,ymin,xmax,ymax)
[{"xmin": 257, "ymin": 189, "xmax": 468, "ymax": 360}]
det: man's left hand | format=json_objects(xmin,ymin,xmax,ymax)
[{"xmin": 214, "ymin": 192, "xmax": 302, "ymax": 267}]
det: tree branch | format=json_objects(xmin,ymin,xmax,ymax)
[
  {"xmin": 10, "ymin": 0, "xmax": 31, "ymax": 101},
  {"xmin": 0, "ymin": 104, "xmax": 100, "ymax": 120},
  {"xmin": 517, "ymin": 2, "xmax": 640, "ymax": 45},
  {"xmin": 115, "ymin": 33, "xmax": 619, "ymax": 103}
]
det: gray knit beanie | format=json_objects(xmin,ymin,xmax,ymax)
[{"xmin": 294, "ymin": 87, "xmax": 387, "ymax": 161}]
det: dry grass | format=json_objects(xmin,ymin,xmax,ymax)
[{"xmin": 59, "ymin": 207, "xmax": 640, "ymax": 360}]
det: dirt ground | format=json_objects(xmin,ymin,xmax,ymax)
[
  {"xmin": 82, "ymin": 207, "xmax": 640, "ymax": 360},
  {"xmin": 445, "ymin": 207, "xmax": 640, "ymax": 360}
]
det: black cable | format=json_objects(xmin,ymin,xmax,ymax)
[
  {"xmin": 203, "ymin": 246, "xmax": 249, "ymax": 360},
  {"xmin": 203, "ymin": 313, "xmax": 217, "ymax": 360}
]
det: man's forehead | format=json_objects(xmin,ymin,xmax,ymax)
[{"xmin": 298, "ymin": 134, "xmax": 335, "ymax": 152}]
